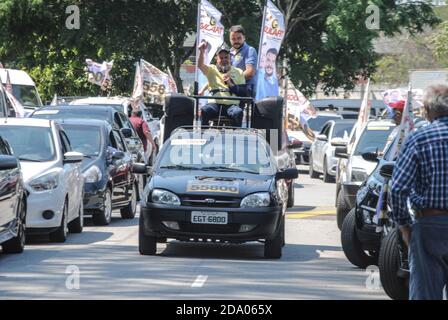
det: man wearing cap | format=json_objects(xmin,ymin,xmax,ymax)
[
  {"xmin": 229, "ymin": 25, "xmax": 257, "ymax": 95},
  {"xmin": 197, "ymin": 41, "xmax": 246, "ymax": 127}
]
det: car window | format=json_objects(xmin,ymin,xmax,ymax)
[
  {"xmin": 321, "ymin": 123, "xmax": 331, "ymax": 137},
  {"xmin": 12, "ymin": 84, "xmax": 42, "ymax": 108},
  {"xmin": 112, "ymin": 130, "xmax": 125, "ymax": 151},
  {"xmin": 0, "ymin": 126, "xmax": 56, "ymax": 161},
  {"xmin": 62, "ymin": 125, "xmax": 103, "ymax": 157},
  {"xmin": 113, "ymin": 112, "xmax": 124, "ymax": 129},
  {"xmin": 308, "ymin": 115, "xmax": 341, "ymax": 132},
  {"xmin": 0, "ymin": 138, "xmax": 10, "ymax": 155},
  {"xmin": 332, "ymin": 123, "xmax": 355, "ymax": 139},
  {"xmin": 354, "ymin": 126, "xmax": 395, "ymax": 156},
  {"xmin": 59, "ymin": 130, "xmax": 72, "ymax": 154}
]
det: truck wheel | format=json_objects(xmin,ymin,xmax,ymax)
[
  {"xmin": 336, "ymin": 189, "xmax": 350, "ymax": 230},
  {"xmin": 139, "ymin": 214, "xmax": 157, "ymax": 255},
  {"xmin": 341, "ymin": 209, "xmax": 378, "ymax": 268},
  {"xmin": 378, "ymin": 229, "xmax": 409, "ymax": 300}
]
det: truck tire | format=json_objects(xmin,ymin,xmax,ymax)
[
  {"xmin": 341, "ymin": 209, "xmax": 378, "ymax": 268},
  {"xmin": 378, "ymin": 229, "xmax": 409, "ymax": 300},
  {"xmin": 336, "ymin": 189, "xmax": 351, "ymax": 230}
]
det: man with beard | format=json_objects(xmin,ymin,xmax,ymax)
[
  {"xmin": 256, "ymin": 48, "xmax": 279, "ymax": 100},
  {"xmin": 198, "ymin": 41, "xmax": 246, "ymax": 127},
  {"xmin": 229, "ymin": 25, "xmax": 257, "ymax": 96}
]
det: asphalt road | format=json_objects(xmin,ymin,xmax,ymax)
[{"xmin": 0, "ymin": 165, "xmax": 388, "ymax": 300}]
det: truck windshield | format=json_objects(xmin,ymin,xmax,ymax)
[{"xmin": 12, "ymin": 84, "xmax": 43, "ymax": 109}]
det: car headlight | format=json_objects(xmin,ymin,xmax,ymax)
[
  {"xmin": 83, "ymin": 165, "xmax": 102, "ymax": 183},
  {"xmin": 351, "ymin": 168, "xmax": 368, "ymax": 182},
  {"xmin": 29, "ymin": 171, "xmax": 60, "ymax": 191},
  {"xmin": 241, "ymin": 192, "xmax": 271, "ymax": 208},
  {"xmin": 151, "ymin": 189, "xmax": 181, "ymax": 206}
]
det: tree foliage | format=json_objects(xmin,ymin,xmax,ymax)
[{"xmin": 0, "ymin": 0, "xmax": 441, "ymax": 101}]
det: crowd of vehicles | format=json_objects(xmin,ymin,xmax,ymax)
[{"xmin": 0, "ymin": 68, "xmax": 425, "ymax": 298}]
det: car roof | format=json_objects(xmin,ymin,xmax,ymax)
[
  {"xmin": 0, "ymin": 117, "xmax": 52, "ymax": 127},
  {"xmin": 38, "ymin": 104, "xmax": 118, "ymax": 113},
  {"xmin": 311, "ymin": 99, "xmax": 388, "ymax": 109},
  {"xmin": 71, "ymin": 96, "xmax": 130, "ymax": 106},
  {"xmin": 0, "ymin": 69, "xmax": 35, "ymax": 86},
  {"xmin": 55, "ymin": 118, "xmax": 112, "ymax": 128}
]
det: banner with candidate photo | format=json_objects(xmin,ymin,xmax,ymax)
[
  {"xmin": 255, "ymin": 0, "xmax": 285, "ymax": 101},
  {"xmin": 196, "ymin": 0, "xmax": 224, "ymax": 96}
]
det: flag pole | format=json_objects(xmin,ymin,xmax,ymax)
[{"xmin": 194, "ymin": 0, "xmax": 201, "ymax": 97}]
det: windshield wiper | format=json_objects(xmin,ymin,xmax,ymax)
[
  {"xmin": 201, "ymin": 166, "xmax": 259, "ymax": 174},
  {"xmin": 18, "ymin": 157, "xmax": 41, "ymax": 162},
  {"xmin": 159, "ymin": 165, "xmax": 202, "ymax": 170}
]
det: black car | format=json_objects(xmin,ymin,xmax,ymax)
[
  {"xmin": 58, "ymin": 119, "xmax": 145, "ymax": 225},
  {"xmin": 138, "ymin": 128, "xmax": 298, "ymax": 259},
  {"xmin": 0, "ymin": 135, "xmax": 26, "ymax": 253},
  {"xmin": 30, "ymin": 104, "xmax": 146, "ymax": 165}
]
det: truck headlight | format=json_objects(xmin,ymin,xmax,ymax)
[
  {"xmin": 351, "ymin": 168, "xmax": 368, "ymax": 182},
  {"xmin": 151, "ymin": 189, "xmax": 181, "ymax": 206},
  {"xmin": 29, "ymin": 171, "xmax": 60, "ymax": 191},
  {"xmin": 241, "ymin": 192, "xmax": 271, "ymax": 208},
  {"xmin": 83, "ymin": 165, "xmax": 102, "ymax": 183}
]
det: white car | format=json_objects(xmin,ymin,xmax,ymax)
[
  {"xmin": 334, "ymin": 119, "xmax": 396, "ymax": 229},
  {"xmin": 0, "ymin": 118, "xmax": 84, "ymax": 242},
  {"xmin": 309, "ymin": 119, "xmax": 356, "ymax": 182},
  {"xmin": 70, "ymin": 96, "xmax": 160, "ymax": 164},
  {"xmin": 0, "ymin": 68, "xmax": 43, "ymax": 111}
]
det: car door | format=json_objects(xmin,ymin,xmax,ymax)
[
  {"xmin": 59, "ymin": 129, "xmax": 80, "ymax": 221},
  {"xmin": 315, "ymin": 124, "xmax": 330, "ymax": 171},
  {"xmin": 0, "ymin": 139, "xmax": 20, "ymax": 231},
  {"xmin": 109, "ymin": 129, "xmax": 131, "ymax": 203}
]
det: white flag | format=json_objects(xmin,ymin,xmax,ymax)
[
  {"xmin": 195, "ymin": 0, "xmax": 225, "ymax": 96},
  {"xmin": 140, "ymin": 59, "xmax": 176, "ymax": 105},
  {"xmin": 85, "ymin": 59, "xmax": 113, "ymax": 90},
  {"xmin": 354, "ymin": 79, "xmax": 371, "ymax": 140}
]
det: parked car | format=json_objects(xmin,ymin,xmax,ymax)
[
  {"xmin": 334, "ymin": 119, "xmax": 395, "ymax": 230},
  {"xmin": 30, "ymin": 104, "xmax": 146, "ymax": 166},
  {"xmin": 70, "ymin": 96, "xmax": 160, "ymax": 164},
  {"xmin": 287, "ymin": 112, "xmax": 343, "ymax": 164},
  {"xmin": 0, "ymin": 118, "xmax": 84, "ymax": 242},
  {"xmin": 0, "ymin": 135, "xmax": 26, "ymax": 254},
  {"xmin": 309, "ymin": 119, "xmax": 356, "ymax": 182},
  {"xmin": 59, "ymin": 119, "xmax": 144, "ymax": 225}
]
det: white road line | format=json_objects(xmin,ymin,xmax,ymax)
[{"xmin": 191, "ymin": 275, "xmax": 208, "ymax": 288}]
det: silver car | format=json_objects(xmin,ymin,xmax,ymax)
[{"xmin": 309, "ymin": 119, "xmax": 356, "ymax": 182}]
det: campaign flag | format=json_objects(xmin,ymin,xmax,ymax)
[
  {"xmin": 386, "ymin": 87, "xmax": 414, "ymax": 161},
  {"xmin": 195, "ymin": 0, "xmax": 225, "ymax": 95},
  {"xmin": 353, "ymin": 78, "xmax": 371, "ymax": 140},
  {"xmin": 131, "ymin": 62, "xmax": 144, "ymax": 106},
  {"xmin": 85, "ymin": 59, "xmax": 113, "ymax": 90},
  {"xmin": 139, "ymin": 59, "xmax": 177, "ymax": 105},
  {"xmin": 255, "ymin": 0, "xmax": 285, "ymax": 101},
  {"xmin": 286, "ymin": 80, "xmax": 317, "ymax": 140}
]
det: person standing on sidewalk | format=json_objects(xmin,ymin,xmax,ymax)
[{"xmin": 390, "ymin": 85, "xmax": 448, "ymax": 300}]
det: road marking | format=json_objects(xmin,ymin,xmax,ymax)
[
  {"xmin": 191, "ymin": 275, "xmax": 208, "ymax": 288},
  {"xmin": 287, "ymin": 210, "xmax": 336, "ymax": 219}
]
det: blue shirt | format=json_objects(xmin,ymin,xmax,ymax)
[
  {"xmin": 255, "ymin": 69, "xmax": 279, "ymax": 100},
  {"xmin": 391, "ymin": 116, "xmax": 448, "ymax": 225},
  {"xmin": 230, "ymin": 42, "xmax": 258, "ymax": 90}
]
